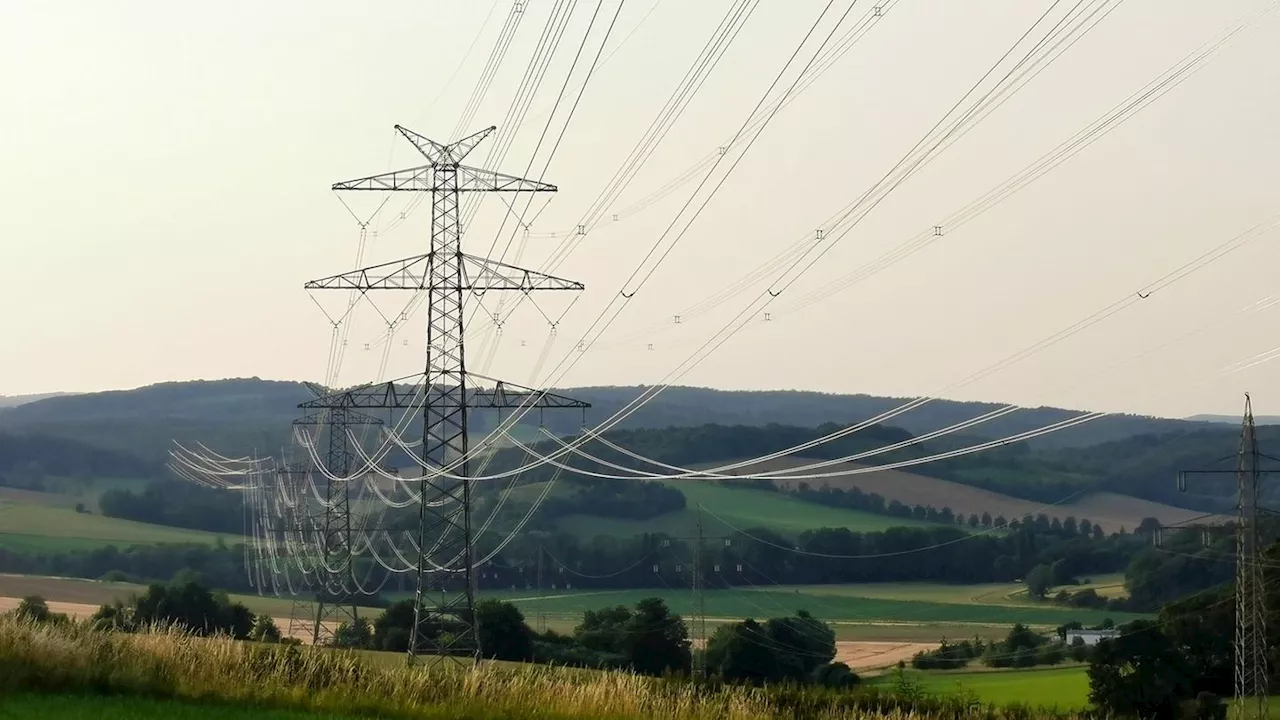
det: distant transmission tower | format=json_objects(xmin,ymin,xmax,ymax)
[
  {"xmin": 670, "ymin": 508, "xmax": 730, "ymax": 678},
  {"xmin": 1178, "ymin": 394, "xmax": 1275, "ymax": 720},
  {"xmin": 305, "ymin": 125, "xmax": 589, "ymax": 667},
  {"xmin": 292, "ymin": 401, "xmax": 383, "ymax": 644}
]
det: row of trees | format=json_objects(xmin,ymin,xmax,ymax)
[
  {"xmin": 99, "ymin": 480, "xmax": 245, "ymax": 534},
  {"xmin": 0, "ymin": 432, "xmax": 157, "ymax": 486},
  {"xmin": 329, "ymin": 594, "xmax": 855, "ymax": 687},
  {"xmin": 911, "ymin": 623, "xmax": 1095, "ymax": 671},
  {"xmin": 0, "ymin": 516, "xmax": 1159, "ymax": 603}
]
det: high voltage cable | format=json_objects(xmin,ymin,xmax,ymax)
[
  {"xmin": 509, "ymin": 0, "xmax": 668, "ymax": 136},
  {"xmin": 468, "ymin": 0, "xmax": 755, "ymax": 367},
  {"xmin": 377, "ymin": 2, "xmax": 530, "ymax": 238},
  {"xmin": 312, "ymin": 2, "xmax": 1164, "ymax": 492},
  {"xmin": 399, "ymin": 209, "xmax": 1280, "ymax": 486},
  {"xmin": 411, "ymin": 1, "xmax": 503, "ymax": 129},
  {"xmin": 546, "ymin": 0, "xmax": 897, "ymax": 245},
  {"xmin": 476, "ymin": 0, "xmax": 632, "ymax": 374},
  {"xmin": 336, "ymin": 0, "xmax": 879, "ymax": 487},
  {"xmin": 360, "ymin": 0, "xmax": 605, "ymax": 364},
  {"xmin": 539, "ymin": 0, "xmax": 762, "ymax": 273},
  {"xmin": 299, "ymin": 5, "xmax": 1269, "ymax": 535},
  {"xmin": 447, "ymin": 0, "xmax": 1122, "ymax": 474},
  {"xmin": 613, "ymin": 0, "xmax": 1143, "ymax": 347},
  {"xmin": 455, "ymin": 2, "xmax": 531, "ymax": 140},
  {"xmin": 778, "ymin": 0, "xmax": 1279, "ymax": 317},
  {"xmin": 359, "ymin": 0, "xmax": 628, "ymax": 375},
  {"xmin": 459, "ymin": 0, "xmax": 581, "ymax": 231}
]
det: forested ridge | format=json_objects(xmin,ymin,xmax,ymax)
[{"xmin": 0, "ymin": 378, "xmax": 1210, "ymax": 461}]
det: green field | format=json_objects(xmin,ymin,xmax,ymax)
[
  {"xmin": 0, "ymin": 501, "xmax": 235, "ymax": 551},
  {"xmin": 877, "ymin": 666, "xmax": 1091, "ymax": 709},
  {"xmin": 475, "ymin": 585, "xmax": 1148, "ymax": 629},
  {"xmin": 0, "ymin": 694, "xmax": 365, "ymax": 720},
  {"xmin": 557, "ymin": 481, "xmax": 943, "ymax": 539},
  {"xmin": 769, "ymin": 575, "xmax": 1127, "ymax": 606}
]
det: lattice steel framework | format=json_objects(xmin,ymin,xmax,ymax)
[
  {"xmin": 288, "ymin": 405, "xmax": 383, "ymax": 643},
  {"xmin": 1235, "ymin": 396, "xmax": 1267, "ymax": 720},
  {"xmin": 1177, "ymin": 395, "xmax": 1275, "ymax": 720},
  {"xmin": 311, "ymin": 125, "xmax": 588, "ymax": 666}
]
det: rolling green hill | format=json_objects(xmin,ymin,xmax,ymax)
[{"xmin": 0, "ymin": 497, "xmax": 235, "ymax": 551}]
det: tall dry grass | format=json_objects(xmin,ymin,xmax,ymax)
[{"xmin": 0, "ymin": 616, "xmax": 1085, "ymax": 720}]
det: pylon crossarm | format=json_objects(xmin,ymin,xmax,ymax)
[
  {"xmin": 299, "ymin": 375, "xmax": 590, "ymax": 411},
  {"xmin": 460, "ymin": 254, "xmax": 583, "ymax": 291},
  {"xmin": 454, "ymin": 165, "xmax": 556, "ymax": 193},
  {"xmin": 330, "ymin": 164, "xmax": 555, "ymax": 193},
  {"xmin": 305, "ymin": 253, "xmax": 584, "ymax": 292},
  {"xmin": 292, "ymin": 409, "xmax": 384, "ymax": 427},
  {"xmin": 467, "ymin": 374, "xmax": 591, "ymax": 410},
  {"xmin": 306, "ymin": 254, "xmax": 434, "ymax": 290},
  {"xmin": 300, "ymin": 379, "xmax": 422, "ymax": 410},
  {"xmin": 333, "ymin": 164, "xmax": 434, "ymax": 192}
]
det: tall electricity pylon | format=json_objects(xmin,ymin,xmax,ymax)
[
  {"xmin": 305, "ymin": 125, "xmax": 589, "ymax": 667},
  {"xmin": 282, "ymin": 385, "xmax": 385, "ymax": 645},
  {"xmin": 1178, "ymin": 394, "xmax": 1274, "ymax": 720},
  {"xmin": 1235, "ymin": 396, "xmax": 1268, "ymax": 720},
  {"xmin": 292, "ymin": 404, "xmax": 383, "ymax": 644}
]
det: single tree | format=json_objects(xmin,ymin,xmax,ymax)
[
  {"xmin": 621, "ymin": 597, "xmax": 690, "ymax": 676},
  {"xmin": 706, "ymin": 619, "xmax": 777, "ymax": 685},
  {"xmin": 1088, "ymin": 620, "xmax": 1190, "ymax": 718},
  {"xmin": 1025, "ymin": 564, "xmax": 1053, "ymax": 599},
  {"xmin": 476, "ymin": 599, "xmax": 534, "ymax": 661},
  {"xmin": 15, "ymin": 595, "xmax": 51, "ymax": 623},
  {"xmin": 332, "ymin": 617, "xmax": 374, "ymax": 649},
  {"xmin": 251, "ymin": 613, "xmax": 282, "ymax": 642}
]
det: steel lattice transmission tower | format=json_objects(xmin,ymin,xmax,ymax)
[
  {"xmin": 1178, "ymin": 394, "xmax": 1275, "ymax": 720},
  {"xmin": 307, "ymin": 125, "xmax": 589, "ymax": 666},
  {"xmin": 287, "ymin": 400, "xmax": 383, "ymax": 645},
  {"xmin": 1235, "ymin": 395, "xmax": 1268, "ymax": 720}
]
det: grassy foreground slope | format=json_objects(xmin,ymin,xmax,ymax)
[
  {"xmin": 3, "ymin": 695, "xmax": 367, "ymax": 720},
  {"xmin": 0, "ymin": 617, "xmax": 1092, "ymax": 720}
]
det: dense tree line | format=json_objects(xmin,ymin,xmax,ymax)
[
  {"xmin": 99, "ymin": 480, "xmax": 245, "ymax": 534},
  {"xmin": 0, "ymin": 513, "xmax": 1157, "ymax": 604},
  {"xmin": 534, "ymin": 477, "xmax": 687, "ymax": 521},
  {"xmin": 1118, "ymin": 523, "xmax": 1240, "ymax": 611},
  {"xmin": 335, "ymin": 593, "xmax": 853, "ymax": 687},
  {"xmin": 0, "ymin": 432, "xmax": 157, "ymax": 488},
  {"xmin": 911, "ymin": 623, "xmax": 1092, "ymax": 671},
  {"xmin": 0, "ymin": 541, "xmax": 259, "ymax": 594}
]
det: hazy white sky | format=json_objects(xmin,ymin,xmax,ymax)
[{"xmin": 3, "ymin": 0, "xmax": 1279, "ymax": 418}]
